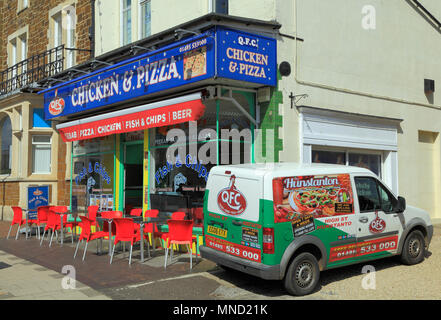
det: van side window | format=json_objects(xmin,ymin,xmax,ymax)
[
  {"xmin": 377, "ymin": 182, "xmax": 398, "ymax": 213},
  {"xmin": 354, "ymin": 177, "xmax": 381, "ymax": 212}
]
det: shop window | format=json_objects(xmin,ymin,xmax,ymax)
[
  {"xmin": 72, "ymin": 136, "xmax": 115, "ymax": 212},
  {"xmin": 149, "ymin": 92, "xmax": 254, "ymax": 213},
  {"xmin": 139, "ymin": 0, "xmax": 151, "ymax": 39},
  {"xmin": 312, "ymin": 150, "xmax": 346, "ymax": 165},
  {"xmin": 0, "ymin": 116, "xmax": 12, "ymax": 175},
  {"xmin": 121, "ymin": 0, "xmax": 132, "ymax": 45},
  {"xmin": 32, "ymin": 135, "xmax": 52, "ymax": 174},
  {"xmin": 348, "ymin": 153, "xmax": 381, "ymax": 177},
  {"xmin": 312, "ymin": 149, "xmax": 382, "ymax": 177}
]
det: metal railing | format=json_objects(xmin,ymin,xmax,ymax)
[{"xmin": 0, "ymin": 45, "xmax": 65, "ymax": 96}]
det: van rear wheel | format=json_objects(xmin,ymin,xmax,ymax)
[{"xmin": 284, "ymin": 252, "xmax": 320, "ymax": 296}]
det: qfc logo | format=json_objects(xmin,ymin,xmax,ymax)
[{"xmin": 217, "ymin": 175, "xmax": 247, "ymax": 216}]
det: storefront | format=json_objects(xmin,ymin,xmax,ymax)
[
  {"xmin": 299, "ymin": 106, "xmax": 402, "ymax": 194},
  {"xmin": 42, "ymin": 23, "xmax": 278, "ymax": 219}
]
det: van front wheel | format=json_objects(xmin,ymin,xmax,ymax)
[
  {"xmin": 284, "ymin": 252, "xmax": 320, "ymax": 296},
  {"xmin": 400, "ymin": 230, "xmax": 425, "ymax": 265}
]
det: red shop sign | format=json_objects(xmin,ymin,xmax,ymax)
[{"xmin": 56, "ymin": 94, "xmax": 205, "ymax": 142}]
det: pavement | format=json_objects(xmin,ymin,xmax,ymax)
[{"xmin": 0, "ymin": 220, "xmax": 440, "ymax": 301}]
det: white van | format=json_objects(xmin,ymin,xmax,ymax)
[{"xmin": 200, "ymin": 163, "xmax": 433, "ymax": 296}]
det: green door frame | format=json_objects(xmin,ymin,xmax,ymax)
[{"xmin": 118, "ymin": 138, "xmax": 144, "ymax": 212}]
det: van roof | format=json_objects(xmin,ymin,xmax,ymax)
[{"xmin": 210, "ymin": 162, "xmax": 374, "ymax": 177}]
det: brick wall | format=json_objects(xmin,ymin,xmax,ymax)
[{"xmin": 0, "ymin": 0, "xmax": 92, "ymax": 70}]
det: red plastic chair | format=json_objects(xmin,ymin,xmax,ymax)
[
  {"xmin": 163, "ymin": 220, "xmax": 196, "ymax": 269},
  {"xmin": 129, "ymin": 208, "xmax": 143, "ymax": 217},
  {"xmin": 192, "ymin": 207, "xmax": 204, "ymax": 227},
  {"xmin": 40, "ymin": 210, "xmax": 64, "ymax": 246},
  {"xmin": 139, "ymin": 209, "xmax": 160, "ymax": 249},
  {"xmin": 157, "ymin": 212, "xmax": 186, "ymax": 244},
  {"xmin": 171, "ymin": 211, "xmax": 186, "ymax": 220},
  {"xmin": 88, "ymin": 205, "xmax": 99, "ymax": 225},
  {"xmin": 34, "ymin": 206, "xmax": 51, "ymax": 239},
  {"xmin": 101, "ymin": 211, "xmax": 123, "ymax": 219},
  {"xmin": 51, "ymin": 206, "xmax": 77, "ymax": 244},
  {"xmin": 124, "ymin": 204, "xmax": 134, "ymax": 216},
  {"xmin": 110, "ymin": 218, "xmax": 142, "ymax": 265},
  {"xmin": 7, "ymin": 207, "xmax": 26, "ymax": 240},
  {"xmin": 74, "ymin": 216, "xmax": 107, "ymax": 261},
  {"xmin": 80, "ymin": 205, "xmax": 100, "ymax": 229},
  {"xmin": 100, "ymin": 211, "xmax": 123, "ymax": 240}
]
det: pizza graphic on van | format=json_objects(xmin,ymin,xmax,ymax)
[
  {"xmin": 273, "ymin": 174, "xmax": 354, "ymax": 223},
  {"xmin": 217, "ymin": 175, "xmax": 247, "ymax": 216}
]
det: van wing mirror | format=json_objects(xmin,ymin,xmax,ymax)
[{"xmin": 396, "ymin": 196, "xmax": 406, "ymax": 213}]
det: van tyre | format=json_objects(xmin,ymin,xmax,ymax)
[
  {"xmin": 400, "ymin": 230, "xmax": 425, "ymax": 265},
  {"xmin": 284, "ymin": 252, "xmax": 320, "ymax": 296}
]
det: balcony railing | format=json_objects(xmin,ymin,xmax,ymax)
[{"xmin": 0, "ymin": 45, "xmax": 65, "ymax": 96}]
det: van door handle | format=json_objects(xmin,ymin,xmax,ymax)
[
  {"xmin": 359, "ymin": 216, "xmax": 369, "ymax": 223},
  {"xmin": 232, "ymin": 220, "xmax": 243, "ymax": 226}
]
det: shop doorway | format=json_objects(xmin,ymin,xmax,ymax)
[{"xmin": 123, "ymin": 141, "xmax": 143, "ymax": 214}]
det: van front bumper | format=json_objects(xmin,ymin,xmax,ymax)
[{"xmin": 200, "ymin": 245, "xmax": 281, "ymax": 280}]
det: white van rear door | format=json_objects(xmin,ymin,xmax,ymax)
[{"xmin": 207, "ymin": 173, "xmax": 261, "ymax": 222}]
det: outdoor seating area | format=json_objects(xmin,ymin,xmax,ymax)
[{"xmin": 5, "ymin": 204, "xmax": 204, "ymax": 270}]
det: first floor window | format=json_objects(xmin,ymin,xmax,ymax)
[
  {"xmin": 139, "ymin": 0, "xmax": 151, "ymax": 38},
  {"xmin": 121, "ymin": 0, "xmax": 132, "ymax": 45},
  {"xmin": 32, "ymin": 135, "xmax": 52, "ymax": 174}
]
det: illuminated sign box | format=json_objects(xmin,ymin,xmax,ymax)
[{"xmin": 43, "ymin": 26, "xmax": 277, "ymax": 120}]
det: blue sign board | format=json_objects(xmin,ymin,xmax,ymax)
[
  {"xmin": 43, "ymin": 26, "xmax": 277, "ymax": 120},
  {"xmin": 217, "ymin": 28, "xmax": 277, "ymax": 86},
  {"xmin": 27, "ymin": 186, "xmax": 49, "ymax": 220}
]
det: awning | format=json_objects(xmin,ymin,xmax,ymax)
[{"xmin": 56, "ymin": 92, "xmax": 205, "ymax": 142}]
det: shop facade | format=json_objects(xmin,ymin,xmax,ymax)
[{"xmin": 42, "ymin": 20, "xmax": 280, "ymax": 219}]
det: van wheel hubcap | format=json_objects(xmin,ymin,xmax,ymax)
[
  {"xmin": 409, "ymin": 238, "xmax": 421, "ymax": 258},
  {"xmin": 295, "ymin": 262, "xmax": 313, "ymax": 288}
]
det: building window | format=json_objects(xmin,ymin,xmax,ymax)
[
  {"xmin": 8, "ymin": 31, "xmax": 27, "ymax": 83},
  {"xmin": 215, "ymin": 0, "xmax": 228, "ymax": 14},
  {"xmin": 65, "ymin": 7, "xmax": 76, "ymax": 68},
  {"xmin": 32, "ymin": 135, "xmax": 52, "ymax": 174},
  {"xmin": 0, "ymin": 116, "xmax": 12, "ymax": 175},
  {"xmin": 139, "ymin": 0, "xmax": 151, "ymax": 39},
  {"xmin": 50, "ymin": 5, "xmax": 76, "ymax": 68},
  {"xmin": 121, "ymin": 0, "xmax": 132, "ymax": 45},
  {"xmin": 312, "ymin": 149, "xmax": 382, "ymax": 177},
  {"xmin": 53, "ymin": 12, "xmax": 63, "ymax": 49},
  {"xmin": 18, "ymin": 0, "xmax": 29, "ymax": 12}
]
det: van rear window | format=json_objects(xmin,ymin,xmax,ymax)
[{"xmin": 272, "ymin": 174, "xmax": 354, "ymax": 223}]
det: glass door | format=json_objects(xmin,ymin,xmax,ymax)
[{"xmin": 123, "ymin": 141, "xmax": 143, "ymax": 214}]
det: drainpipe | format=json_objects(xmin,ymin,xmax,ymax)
[{"xmin": 90, "ymin": 0, "xmax": 96, "ymax": 58}]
